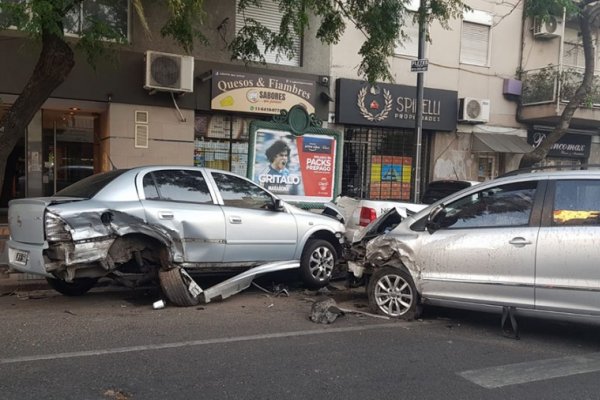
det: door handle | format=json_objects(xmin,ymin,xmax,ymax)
[
  {"xmin": 158, "ymin": 211, "xmax": 174, "ymax": 220},
  {"xmin": 229, "ymin": 216, "xmax": 242, "ymax": 224},
  {"xmin": 509, "ymin": 237, "xmax": 532, "ymax": 247}
]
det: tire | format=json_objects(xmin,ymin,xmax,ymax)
[
  {"xmin": 46, "ymin": 277, "xmax": 98, "ymax": 296},
  {"xmin": 159, "ymin": 267, "xmax": 201, "ymax": 307},
  {"xmin": 367, "ymin": 266, "xmax": 421, "ymax": 320},
  {"xmin": 300, "ymin": 239, "xmax": 337, "ymax": 289}
]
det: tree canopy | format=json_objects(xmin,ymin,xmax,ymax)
[{"xmin": 520, "ymin": 0, "xmax": 600, "ymax": 168}]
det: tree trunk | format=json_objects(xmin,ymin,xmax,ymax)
[
  {"xmin": 0, "ymin": 30, "xmax": 75, "ymax": 196},
  {"xmin": 519, "ymin": 6, "xmax": 596, "ymax": 168}
]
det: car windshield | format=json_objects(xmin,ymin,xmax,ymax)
[{"xmin": 54, "ymin": 169, "xmax": 129, "ymax": 198}]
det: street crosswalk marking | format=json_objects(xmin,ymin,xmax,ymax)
[{"xmin": 459, "ymin": 352, "xmax": 600, "ymax": 388}]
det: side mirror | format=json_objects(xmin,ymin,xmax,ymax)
[
  {"xmin": 271, "ymin": 198, "xmax": 283, "ymax": 211},
  {"xmin": 425, "ymin": 204, "xmax": 445, "ymax": 234}
]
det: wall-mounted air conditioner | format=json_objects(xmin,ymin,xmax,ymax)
[
  {"xmin": 458, "ymin": 97, "xmax": 490, "ymax": 123},
  {"xmin": 144, "ymin": 50, "xmax": 194, "ymax": 93},
  {"xmin": 533, "ymin": 16, "xmax": 562, "ymax": 39}
]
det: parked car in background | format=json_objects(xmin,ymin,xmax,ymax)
[
  {"xmin": 349, "ymin": 167, "xmax": 600, "ymax": 325},
  {"xmin": 335, "ymin": 180, "xmax": 477, "ymax": 241},
  {"xmin": 7, "ymin": 166, "xmax": 345, "ymax": 306}
]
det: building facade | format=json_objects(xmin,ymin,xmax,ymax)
[
  {"xmin": 0, "ymin": 0, "xmax": 334, "ymax": 222},
  {"xmin": 328, "ymin": 0, "xmax": 600, "ymax": 202},
  {"xmin": 0, "ymin": 0, "xmax": 335, "ymax": 266}
]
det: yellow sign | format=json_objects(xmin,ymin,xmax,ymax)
[{"xmin": 211, "ymin": 70, "xmax": 316, "ymax": 115}]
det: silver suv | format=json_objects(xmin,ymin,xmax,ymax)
[
  {"xmin": 7, "ymin": 166, "xmax": 345, "ymax": 305},
  {"xmin": 357, "ymin": 168, "xmax": 600, "ymax": 324}
]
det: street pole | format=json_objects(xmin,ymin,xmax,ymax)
[{"xmin": 413, "ymin": 1, "xmax": 427, "ymax": 203}]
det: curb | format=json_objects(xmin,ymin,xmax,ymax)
[{"xmin": 0, "ymin": 278, "xmax": 50, "ymax": 295}]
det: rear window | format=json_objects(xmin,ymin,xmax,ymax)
[{"xmin": 54, "ymin": 169, "xmax": 129, "ymax": 198}]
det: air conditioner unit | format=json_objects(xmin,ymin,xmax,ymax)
[
  {"xmin": 144, "ymin": 50, "xmax": 194, "ymax": 93},
  {"xmin": 533, "ymin": 16, "xmax": 562, "ymax": 39},
  {"xmin": 458, "ymin": 97, "xmax": 490, "ymax": 123}
]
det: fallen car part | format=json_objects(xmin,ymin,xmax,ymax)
[
  {"xmin": 309, "ymin": 298, "xmax": 345, "ymax": 324},
  {"xmin": 200, "ymin": 261, "xmax": 300, "ymax": 304},
  {"xmin": 159, "ymin": 267, "xmax": 203, "ymax": 307}
]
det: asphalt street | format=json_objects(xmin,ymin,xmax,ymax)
[{"xmin": 1, "ymin": 281, "xmax": 600, "ymax": 400}]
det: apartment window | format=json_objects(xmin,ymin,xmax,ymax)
[
  {"xmin": 395, "ymin": 13, "xmax": 419, "ymax": 57},
  {"xmin": 65, "ymin": 0, "xmax": 129, "ymax": 40},
  {"xmin": 235, "ymin": 0, "xmax": 302, "ymax": 66},
  {"xmin": 460, "ymin": 10, "xmax": 492, "ymax": 66}
]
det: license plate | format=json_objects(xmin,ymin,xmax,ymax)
[{"xmin": 12, "ymin": 249, "xmax": 29, "ymax": 266}]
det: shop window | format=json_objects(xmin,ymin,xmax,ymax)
[
  {"xmin": 477, "ymin": 155, "xmax": 495, "ymax": 182},
  {"xmin": 235, "ymin": 0, "xmax": 302, "ymax": 66},
  {"xmin": 342, "ymin": 127, "xmax": 416, "ymax": 200},
  {"xmin": 195, "ymin": 114, "xmax": 259, "ymax": 176},
  {"xmin": 460, "ymin": 10, "xmax": 492, "ymax": 66}
]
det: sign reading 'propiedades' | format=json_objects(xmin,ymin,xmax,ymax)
[{"xmin": 211, "ymin": 70, "xmax": 316, "ymax": 115}]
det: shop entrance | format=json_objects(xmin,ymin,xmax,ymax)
[
  {"xmin": 342, "ymin": 127, "xmax": 417, "ymax": 201},
  {"xmin": 42, "ymin": 110, "xmax": 95, "ymax": 196}
]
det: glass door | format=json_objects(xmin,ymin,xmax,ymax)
[{"xmin": 42, "ymin": 110, "xmax": 95, "ymax": 196}]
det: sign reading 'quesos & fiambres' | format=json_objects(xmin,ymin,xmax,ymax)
[
  {"xmin": 211, "ymin": 70, "xmax": 316, "ymax": 115},
  {"xmin": 335, "ymin": 78, "xmax": 458, "ymax": 131}
]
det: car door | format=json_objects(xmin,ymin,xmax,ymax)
[
  {"xmin": 209, "ymin": 171, "xmax": 298, "ymax": 262},
  {"xmin": 414, "ymin": 180, "xmax": 542, "ymax": 308},
  {"xmin": 535, "ymin": 178, "xmax": 600, "ymax": 315},
  {"xmin": 139, "ymin": 169, "xmax": 226, "ymax": 263}
]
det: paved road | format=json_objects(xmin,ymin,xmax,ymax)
[{"xmin": 1, "ymin": 282, "xmax": 600, "ymax": 400}]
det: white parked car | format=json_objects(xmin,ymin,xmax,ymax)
[{"xmin": 335, "ymin": 180, "xmax": 477, "ymax": 241}]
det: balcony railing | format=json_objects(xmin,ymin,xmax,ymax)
[{"xmin": 521, "ymin": 65, "xmax": 600, "ymax": 107}]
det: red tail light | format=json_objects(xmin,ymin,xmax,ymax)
[{"xmin": 359, "ymin": 207, "xmax": 377, "ymax": 226}]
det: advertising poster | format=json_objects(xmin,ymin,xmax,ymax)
[
  {"xmin": 370, "ymin": 155, "xmax": 412, "ymax": 200},
  {"xmin": 252, "ymin": 128, "xmax": 336, "ymax": 202}
]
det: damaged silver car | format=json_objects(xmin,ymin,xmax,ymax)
[
  {"xmin": 350, "ymin": 168, "xmax": 600, "ymax": 325},
  {"xmin": 7, "ymin": 166, "xmax": 345, "ymax": 305}
]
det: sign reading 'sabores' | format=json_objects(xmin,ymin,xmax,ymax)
[
  {"xmin": 335, "ymin": 78, "xmax": 458, "ymax": 131},
  {"xmin": 211, "ymin": 70, "xmax": 316, "ymax": 115}
]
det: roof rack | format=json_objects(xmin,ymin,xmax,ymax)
[{"xmin": 498, "ymin": 164, "xmax": 600, "ymax": 178}]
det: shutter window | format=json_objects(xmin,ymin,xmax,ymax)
[
  {"xmin": 460, "ymin": 21, "xmax": 490, "ymax": 65},
  {"xmin": 235, "ymin": 0, "xmax": 302, "ymax": 66},
  {"xmin": 563, "ymin": 42, "xmax": 585, "ymax": 68}
]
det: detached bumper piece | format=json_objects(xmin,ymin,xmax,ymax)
[{"xmin": 159, "ymin": 261, "xmax": 300, "ymax": 307}]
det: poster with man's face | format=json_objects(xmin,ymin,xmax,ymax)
[{"xmin": 251, "ymin": 128, "xmax": 336, "ymax": 202}]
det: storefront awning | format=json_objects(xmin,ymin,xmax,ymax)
[{"xmin": 472, "ymin": 132, "xmax": 533, "ymax": 153}]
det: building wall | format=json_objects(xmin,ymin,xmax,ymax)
[
  {"xmin": 105, "ymin": 103, "xmax": 195, "ymax": 169},
  {"xmin": 330, "ymin": 0, "xmax": 528, "ymax": 187}
]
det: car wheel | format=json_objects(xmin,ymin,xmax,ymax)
[
  {"xmin": 159, "ymin": 267, "xmax": 201, "ymax": 307},
  {"xmin": 300, "ymin": 239, "xmax": 336, "ymax": 289},
  {"xmin": 367, "ymin": 267, "xmax": 421, "ymax": 319},
  {"xmin": 45, "ymin": 277, "xmax": 99, "ymax": 296}
]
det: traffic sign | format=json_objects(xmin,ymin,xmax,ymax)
[{"xmin": 411, "ymin": 59, "xmax": 428, "ymax": 72}]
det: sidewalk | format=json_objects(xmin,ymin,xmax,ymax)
[{"xmin": 0, "ymin": 268, "xmax": 49, "ymax": 294}]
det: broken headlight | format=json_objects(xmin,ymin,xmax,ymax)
[{"xmin": 45, "ymin": 212, "xmax": 72, "ymax": 242}]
